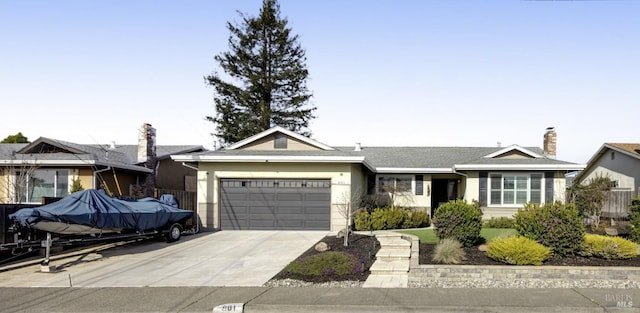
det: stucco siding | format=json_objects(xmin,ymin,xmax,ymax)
[
  {"xmin": 463, "ymin": 171, "xmax": 479, "ymax": 202},
  {"xmin": 197, "ymin": 162, "xmax": 358, "ymax": 231},
  {"xmin": 580, "ymin": 150, "xmax": 640, "ymax": 189},
  {"xmin": 0, "ymin": 170, "xmax": 9, "ymax": 202}
]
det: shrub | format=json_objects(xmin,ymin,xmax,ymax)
[
  {"xmin": 486, "ymin": 236, "xmax": 551, "ymax": 265},
  {"xmin": 354, "ymin": 210, "xmax": 372, "ymax": 231},
  {"xmin": 514, "ymin": 202, "xmax": 585, "ymax": 257},
  {"xmin": 402, "ymin": 210, "xmax": 431, "ymax": 229},
  {"xmin": 629, "ymin": 198, "xmax": 640, "ymax": 244},
  {"xmin": 483, "ymin": 217, "xmax": 515, "ymax": 229},
  {"xmin": 432, "ymin": 238, "xmax": 466, "ymax": 264},
  {"xmin": 370, "ymin": 208, "xmax": 387, "ymax": 230},
  {"xmin": 355, "ymin": 207, "xmax": 430, "ymax": 231},
  {"xmin": 580, "ymin": 234, "xmax": 638, "ymax": 260},
  {"xmin": 433, "ymin": 200, "xmax": 483, "ymax": 247},
  {"xmin": 284, "ymin": 251, "xmax": 362, "ymax": 277}
]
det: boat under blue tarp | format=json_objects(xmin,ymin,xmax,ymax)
[{"xmin": 10, "ymin": 189, "xmax": 193, "ymax": 235}]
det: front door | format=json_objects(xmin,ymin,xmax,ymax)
[{"xmin": 431, "ymin": 179, "xmax": 458, "ymax": 217}]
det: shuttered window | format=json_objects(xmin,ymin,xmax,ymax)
[
  {"xmin": 488, "ymin": 173, "xmax": 544, "ymax": 206},
  {"xmin": 415, "ymin": 175, "xmax": 424, "ymax": 195}
]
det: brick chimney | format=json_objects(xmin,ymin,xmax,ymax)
[
  {"xmin": 138, "ymin": 123, "xmax": 157, "ymax": 165},
  {"xmin": 543, "ymin": 127, "xmax": 556, "ymax": 159},
  {"xmin": 138, "ymin": 123, "xmax": 157, "ymax": 196}
]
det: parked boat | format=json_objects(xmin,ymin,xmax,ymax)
[{"xmin": 9, "ymin": 189, "xmax": 193, "ymax": 241}]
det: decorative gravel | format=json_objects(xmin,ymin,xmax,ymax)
[{"xmin": 265, "ymin": 278, "xmax": 363, "ymax": 288}]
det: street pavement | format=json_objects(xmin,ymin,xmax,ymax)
[{"xmin": 1, "ymin": 286, "xmax": 639, "ymax": 312}]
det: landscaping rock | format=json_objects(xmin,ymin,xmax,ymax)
[
  {"xmin": 605, "ymin": 227, "xmax": 619, "ymax": 236},
  {"xmin": 478, "ymin": 244, "xmax": 488, "ymax": 252},
  {"xmin": 315, "ymin": 241, "xmax": 330, "ymax": 252}
]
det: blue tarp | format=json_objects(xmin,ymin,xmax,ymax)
[{"xmin": 10, "ymin": 189, "xmax": 193, "ymax": 232}]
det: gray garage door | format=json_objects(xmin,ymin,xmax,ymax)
[{"xmin": 220, "ymin": 179, "xmax": 331, "ymax": 230}]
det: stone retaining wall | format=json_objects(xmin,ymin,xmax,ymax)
[{"xmin": 400, "ymin": 233, "xmax": 640, "ymax": 287}]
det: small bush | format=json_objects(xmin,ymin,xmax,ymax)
[
  {"xmin": 355, "ymin": 207, "xmax": 430, "ymax": 231},
  {"xmin": 402, "ymin": 210, "xmax": 431, "ymax": 229},
  {"xmin": 433, "ymin": 200, "xmax": 483, "ymax": 247},
  {"xmin": 432, "ymin": 238, "xmax": 466, "ymax": 264},
  {"xmin": 629, "ymin": 199, "xmax": 640, "ymax": 244},
  {"xmin": 580, "ymin": 234, "xmax": 638, "ymax": 260},
  {"xmin": 486, "ymin": 236, "xmax": 551, "ymax": 265},
  {"xmin": 284, "ymin": 251, "xmax": 362, "ymax": 277},
  {"xmin": 514, "ymin": 202, "xmax": 585, "ymax": 257},
  {"xmin": 483, "ymin": 217, "xmax": 515, "ymax": 229},
  {"xmin": 354, "ymin": 210, "xmax": 372, "ymax": 231}
]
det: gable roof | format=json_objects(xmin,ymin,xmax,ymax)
[
  {"xmin": 226, "ymin": 126, "xmax": 335, "ymax": 151},
  {"xmin": 482, "ymin": 145, "xmax": 544, "ymax": 159},
  {"xmin": 1, "ymin": 137, "xmax": 204, "ymax": 173},
  {"xmin": 172, "ymin": 126, "xmax": 584, "ymax": 173},
  {"xmin": 574, "ymin": 143, "xmax": 640, "ymax": 183},
  {"xmin": 339, "ymin": 146, "xmax": 581, "ymax": 173}
]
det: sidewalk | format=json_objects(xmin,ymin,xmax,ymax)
[{"xmin": 1, "ymin": 286, "xmax": 639, "ymax": 313}]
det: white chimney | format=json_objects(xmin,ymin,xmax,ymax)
[
  {"xmin": 354, "ymin": 142, "xmax": 362, "ymax": 151},
  {"xmin": 109, "ymin": 141, "xmax": 116, "ymax": 149}
]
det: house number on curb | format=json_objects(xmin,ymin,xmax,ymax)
[{"xmin": 213, "ymin": 303, "xmax": 244, "ymax": 312}]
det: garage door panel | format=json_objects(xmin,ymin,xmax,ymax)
[
  {"xmin": 276, "ymin": 193, "xmax": 304, "ymax": 201},
  {"xmin": 220, "ymin": 178, "xmax": 330, "ymax": 230}
]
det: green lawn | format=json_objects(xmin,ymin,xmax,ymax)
[{"xmin": 398, "ymin": 228, "xmax": 517, "ymax": 244}]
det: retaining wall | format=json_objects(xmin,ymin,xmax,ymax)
[{"xmin": 400, "ymin": 233, "xmax": 640, "ymax": 286}]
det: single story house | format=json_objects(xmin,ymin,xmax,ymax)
[
  {"xmin": 0, "ymin": 123, "xmax": 203, "ymax": 204},
  {"xmin": 574, "ymin": 143, "xmax": 640, "ymax": 190},
  {"xmin": 171, "ymin": 126, "xmax": 585, "ymax": 231}
]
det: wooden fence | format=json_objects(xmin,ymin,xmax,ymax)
[
  {"xmin": 601, "ymin": 189, "xmax": 639, "ymax": 218},
  {"xmin": 154, "ymin": 189, "xmax": 198, "ymax": 228}
]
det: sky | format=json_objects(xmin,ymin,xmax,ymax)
[{"xmin": 1, "ymin": 0, "xmax": 638, "ymax": 164}]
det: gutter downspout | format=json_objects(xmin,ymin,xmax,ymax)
[
  {"xmin": 452, "ymin": 166, "xmax": 469, "ymax": 201},
  {"xmin": 94, "ymin": 166, "xmax": 112, "ymax": 195},
  {"xmin": 180, "ymin": 162, "xmax": 200, "ymax": 234}
]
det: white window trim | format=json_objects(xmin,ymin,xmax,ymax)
[
  {"xmin": 376, "ymin": 175, "xmax": 414, "ymax": 195},
  {"xmin": 15, "ymin": 169, "xmax": 71, "ymax": 204},
  {"xmin": 488, "ymin": 172, "xmax": 545, "ymax": 207}
]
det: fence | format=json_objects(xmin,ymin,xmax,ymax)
[
  {"xmin": 154, "ymin": 189, "xmax": 198, "ymax": 228},
  {"xmin": 601, "ymin": 189, "xmax": 639, "ymax": 218}
]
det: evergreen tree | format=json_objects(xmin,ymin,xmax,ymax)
[
  {"xmin": 206, "ymin": 0, "xmax": 315, "ymax": 144},
  {"xmin": 1, "ymin": 132, "xmax": 29, "ymax": 143}
]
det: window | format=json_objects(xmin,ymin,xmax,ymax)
[
  {"xmin": 274, "ymin": 134, "xmax": 287, "ymax": 149},
  {"xmin": 489, "ymin": 173, "xmax": 542, "ymax": 206},
  {"xmin": 378, "ymin": 176, "xmax": 412, "ymax": 193},
  {"xmin": 16, "ymin": 169, "xmax": 69, "ymax": 203}
]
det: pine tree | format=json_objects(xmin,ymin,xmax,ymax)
[{"xmin": 206, "ymin": 0, "xmax": 315, "ymax": 145}]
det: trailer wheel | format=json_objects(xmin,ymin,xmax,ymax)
[{"xmin": 166, "ymin": 223, "xmax": 182, "ymax": 243}]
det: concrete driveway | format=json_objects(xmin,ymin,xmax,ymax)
[{"xmin": 0, "ymin": 231, "xmax": 327, "ymax": 287}]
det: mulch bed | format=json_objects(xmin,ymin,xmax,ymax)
[
  {"xmin": 269, "ymin": 234, "xmax": 380, "ymax": 283},
  {"xmin": 419, "ymin": 243, "xmax": 640, "ymax": 267}
]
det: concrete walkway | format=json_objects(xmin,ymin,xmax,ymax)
[{"xmin": 363, "ymin": 232, "xmax": 411, "ymax": 288}]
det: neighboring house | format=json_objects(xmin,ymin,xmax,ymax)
[
  {"xmin": 171, "ymin": 126, "xmax": 584, "ymax": 231},
  {"xmin": 0, "ymin": 123, "xmax": 203, "ymax": 204},
  {"xmin": 574, "ymin": 143, "xmax": 640, "ymax": 190}
]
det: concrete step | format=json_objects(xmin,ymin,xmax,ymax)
[
  {"xmin": 376, "ymin": 247, "xmax": 410, "ymax": 262},
  {"xmin": 369, "ymin": 260, "xmax": 409, "ymax": 274},
  {"xmin": 377, "ymin": 237, "xmax": 411, "ymax": 248},
  {"xmin": 362, "ymin": 273, "xmax": 409, "ymax": 288}
]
